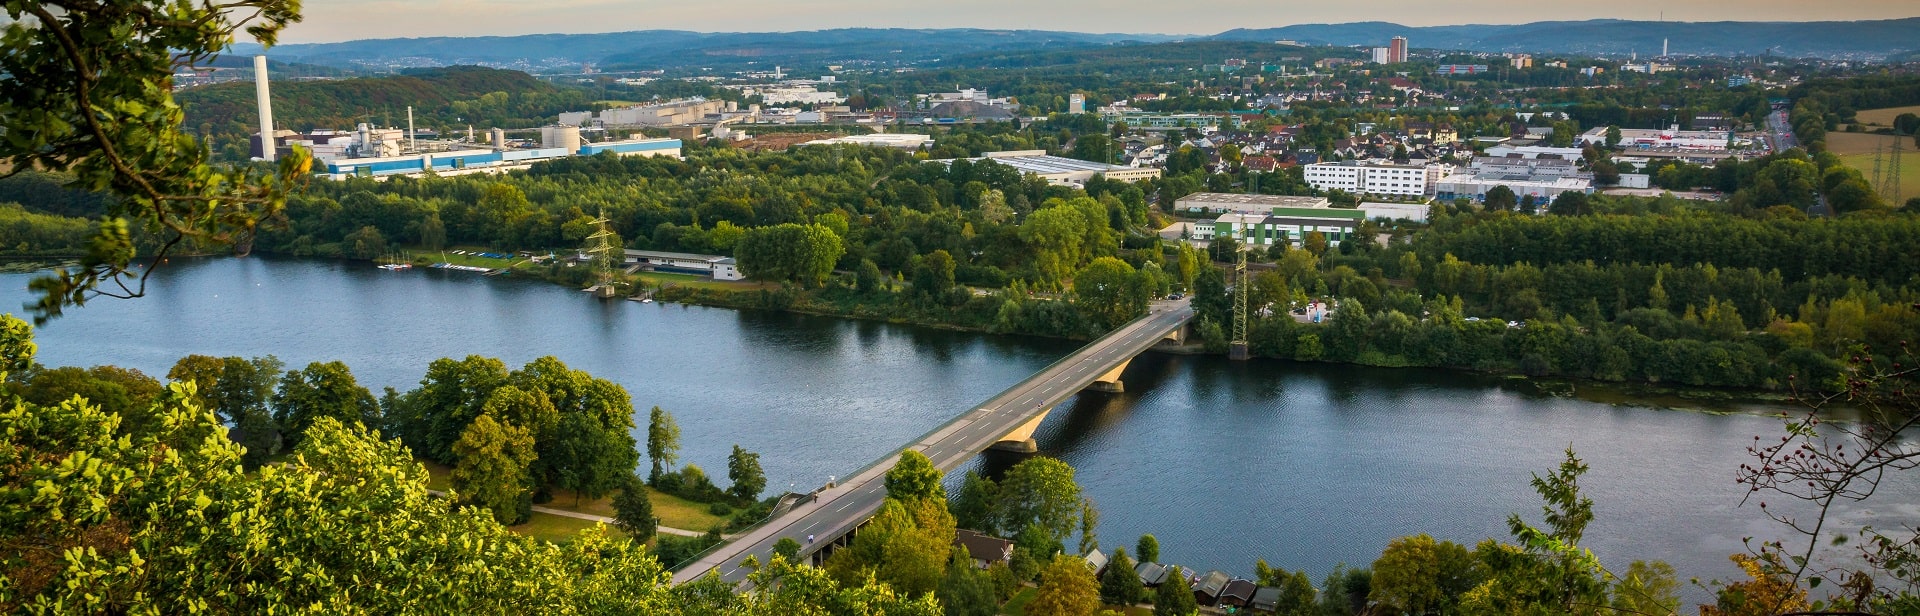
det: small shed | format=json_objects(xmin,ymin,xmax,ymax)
[
  {"xmin": 1250, "ymin": 586, "xmax": 1282, "ymax": 613},
  {"xmin": 1135, "ymin": 562, "xmax": 1172, "ymax": 587},
  {"xmin": 1220, "ymin": 579, "xmax": 1258, "ymax": 608},
  {"xmin": 1194, "ymin": 570, "xmax": 1232, "ymax": 605},
  {"xmin": 952, "ymin": 530, "xmax": 1012, "ymax": 569}
]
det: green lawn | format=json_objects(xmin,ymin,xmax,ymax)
[
  {"xmin": 1000, "ymin": 587, "xmax": 1038, "ymax": 615},
  {"xmin": 415, "ymin": 459, "xmax": 728, "ymax": 532},
  {"xmin": 633, "ymin": 271, "xmax": 771, "ymax": 292},
  {"xmin": 1838, "ymin": 152, "xmax": 1920, "ymax": 206},
  {"xmin": 508, "ymin": 511, "xmax": 627, "ymax": 544}
]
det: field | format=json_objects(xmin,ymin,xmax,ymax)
[
  {"xmin": 1853, "ymin": 105, "xmax": 1920, "ymax": 129},
  {"xmin": 416, "ymin": 459, "xmax": 731, "ymax": 536},
  {"xmin": 1826, "ymin": 132, "xmax": 1920, "ymax": 204}
]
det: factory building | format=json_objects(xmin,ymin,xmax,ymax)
[
  {"xmin": 318, "ymin": 138, "xmax": 681, "ymax": 180},
  {"xmin": 932, "ymin": 150, "xmax": 1160, "ymax": 186}
]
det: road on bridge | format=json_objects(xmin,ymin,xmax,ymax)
[{"xmin": 670, "ymin": 298, "xmax": 1194, "ymax": 584}]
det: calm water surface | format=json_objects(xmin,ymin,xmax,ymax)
[{"xmin": 6, "ymin": 257, "xmax": 1914, "ymax": 603}]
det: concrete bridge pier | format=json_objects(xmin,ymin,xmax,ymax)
[
  {"xmin": 990, "ymin": 407, "xmax": 1050, "ymax": 453},
  {"xmin": 1084, "ymin": 359, "xmax": 1130, "ymax": 393}
]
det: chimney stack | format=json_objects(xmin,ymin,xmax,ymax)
[{"xmin": 253, "ymin": 55, "xmax": 275, "ymax": 162}]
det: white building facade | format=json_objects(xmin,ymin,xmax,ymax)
[{"xmin": 1302, "ymin": 161, "xmax": 1443, "ymax": 198}]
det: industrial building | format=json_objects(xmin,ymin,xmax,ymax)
[
  {"xmin": 1432, "ymin": 156, "xmax": 1594, "ymax": 205},
  {"xmin": 1302, "ymin": 160, "xmax": 1444, "ymax": 198},
  {"xmin": 1208, "ymin": 205, "xmax": 1366, "ymax": 248},
  {"xmin": 933, "ymin": 150, "xmax": 1160, "ymax": 186},
  {"xmin": 1579, "ymin": 125, "xmax": 1730, "ymax": 151},
  {"xmin": 1174, "ymin": 193, "xmax": 1331, "ymax": 216},
  {"xmin": 561, "ymin": 98, "xmax": 733, "ymax": 127},
  {"xmin": 319, "ymin": 137, "xmax": 681, "ymax": 179},
  {"xmin": 1096, "ymin": 109, "xmax": 1245, "ymax": 131},
  {"xmin": 801, "ymin": 133, "xmax": 933, "ymax": 150},
  {"xmin": 1433, "ymin": 65, "xmax": 1491, "ymax": 75}
]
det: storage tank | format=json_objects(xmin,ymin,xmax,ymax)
[
  {"xmin": 490, "ymin": 127, "xmax": 506, "ymax": 149},
  {"xmin": 541, "ymin": 125, "xmax": 582, "ymax": 153}
]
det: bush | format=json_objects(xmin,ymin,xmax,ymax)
[{"xmin": 707, "ymin": 501, "xmax": 733, "ymax": 516}]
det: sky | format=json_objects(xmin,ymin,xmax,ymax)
[{"xmin": 280, "ymin": 0, "xmax": 1920, "ymax": 44}]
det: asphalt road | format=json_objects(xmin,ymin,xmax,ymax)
[{"xmin": 669, "ymin": 299, "xmax": 1195, "ymax": 584}]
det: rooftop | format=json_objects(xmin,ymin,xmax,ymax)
[{"xmin": 1177, "ymin": 193, "xmax": 1331, "ymax": 208}]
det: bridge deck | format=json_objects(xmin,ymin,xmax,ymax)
[{"xmin": 670, "ymin": 299, "xmax": 1194, "ymax": 584}]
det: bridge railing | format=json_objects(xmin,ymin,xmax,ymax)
[{"xmin": 669, "ymin": 307, "xmax": 1186, "ymax": 578}]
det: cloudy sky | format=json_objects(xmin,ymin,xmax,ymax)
[{"xmin": 280, "ymin": 0, "xmax": 1920, "ymax": 43}]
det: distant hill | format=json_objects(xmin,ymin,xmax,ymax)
[
  {"xmin": 236, "ymin": 29, "xmax": 1182, "ymax": 72},
  {"xmin": 1211, "ymin": 18, "xmax": 1920, "ymax": 58}
]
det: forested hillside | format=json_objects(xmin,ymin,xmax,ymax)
[{"xmin": 177, "ymin": 66, "xmax": 593, "ymax": 156}]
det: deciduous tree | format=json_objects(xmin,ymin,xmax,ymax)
[
  {"xmin": 271, "ymin": 360, "xmax": 379, "ymax": 449},
  {"xmin": 997, "ymin": 456, "xmax": 1084, "ymax": 545},
  {"xmin": 452, "ymin": 414, "xmax": 538, "ymax": 524},
  {"xmin": 728, "ymin": 444, "xmax": 766, "ymax": 502},
  {"xmin": 1028, "ymin": 553, "xmax": 1101, "ymax": 616}
]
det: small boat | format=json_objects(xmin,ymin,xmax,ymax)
[
  {"xmin": 641, "ymin": 298, "xmax": 654, "ymax": 304},
  {"xmin": 378, "ymin": 263, "xmax": 412, "ymax": 271}
]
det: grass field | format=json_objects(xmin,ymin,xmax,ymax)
[
  {"xmin": 415, "ymin": 458, "xmax": 730, "ymax": 533},
  {"xmin": 509, "ymin": 511, "xmax": 623, "ymax": 544},
  {"xmin": 1854, "ymin": 105, "xmax": 1920, "ymax": 129},
  {"xmin": 633, "ymin": 270, "xmax": 771, "ymax": 291},
  {"xmin": 1827, "ymin": 130, "xmax": 1920, "ymax": 203}
]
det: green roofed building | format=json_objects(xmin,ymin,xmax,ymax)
[{"xmin": 1210, "ymin": 206, "xmax": 1366, "ymax": 247}]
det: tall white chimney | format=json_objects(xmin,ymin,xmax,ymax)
[
  {"xmin": 407, "ymin": 106, "xmax": 416, "ymax": 153},
  {"xmin": 253, "ymin": 55, "xmax": 275, "ymax": 162},
  {"xmin": 1663, "ymin": 39, "xmax": 1669, "ymax": 57}
]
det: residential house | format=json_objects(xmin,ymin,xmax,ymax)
[
  {"xmin": 1220, "ymin": 579, "xmax": 1259, "ymax": 608},
  {"xmin": 1194, "ymin": 570, "xmax": 1233, "ymax": 605},
  {"xmin": 1135, "ymin": 562, "xmax": 1173, "ymax": 587},
  {"xmin": 952, "ymin": 530, "xmax": 1013, "ymax": 569},
  {"xmin": 1250, "ymin": 587, "xmax": 1283, "ymax": 613}
]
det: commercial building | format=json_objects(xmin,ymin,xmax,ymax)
[
  {"xmin": 1097, "ymin": 108, "xmax": 1245, "ymax": 131},
  {"xmin": 566, "ymin": 98, "xmax": 732, "ymax": 127},
  {"xmin": 755, "ymin": 85, "xmax": 846, "ymax": 106},
  {"xmin": 1578, "ymin": 125, "xmax": 1730, "ymax": 151},
  {"xmin": 1358, "ymin": 202, "xmax": 1431, "ymax": 222},
  {"xmin": 1174, "ymin": 193, "xmax": 1331, "ymax": 216},
  {"xmin": 1483, "ymin": 145, "xmax": 1586, "ymax": 160},
  {"xmin": 1509, "ymin": 54, "xmax": 1533, "ymax": 69},
  {"xmin": 1302, "ymin": 160, "xmax": 1444, "ymax": 198},
  {"xmin": 935, "ymin": 150, "xmax": 1159, "ymax": 185}
]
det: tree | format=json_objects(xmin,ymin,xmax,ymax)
[
  {"xmin": 825, "ymin": 497, "xmax": 954, "ymax": 597},
  {"xmin": 774, "ymin": 537, "xmax": 803, "ymax": 562},
  {"xmin": 4, "ymin": 0, "xmax": 310, "ymax": 323},
  {"xmin": 978, "ymin": 188, "xmax": 1014, "ymax": 224},
  {"xmin": 1021, "ymin": 205, "xmax": 1090, "ymax": 289},
  {"xmin": 271, "ymin": 360, "xmax": 379, "ymax": 449},
  {"xmin": 548, "ymin": 412, "xmax": 633, "ymax": 505},
  {"xmin": 452, "ymin": 414, "xmax": 538, "ymax": 524},
  {"xmin": 1101, "ymin": 548, "xmax": 1147, "ymax": 606},
  {"xmin": 1611, "ymin": 560, "xmax": 1680, "ymax": 616},
  {"xmin": 647, "ymin": 406, "xmax": 681, "ymax": 482},
  {"xmin": 914, "ymin": 249, "xmax": 958, "ymax": 299},
  {"xmin": 1154, "ymin": 566, "xmax": 1198, "ymax": 616},
  {"xmin": 1519, "ymin": 194, "xmax": 1538, "ymax": 215},
  {"xmin": 857, "ymin": 258, "xmax": 885, "ymax": 293},
  {"xmin": 1547, "ymin": 191, "xmax": 1589, "ymax": 216},
  {"xmin": 735, "ymin": 222, "xmax": 844, "ymax": 286},
  {"xmin": 950, "ymin": 470, "xmax": 1000, "ymax": 532},
  {"xmin": 169, "ymin": 354, "xmax": 284, "ymax": 468},
  {"xmin": 1073, "ymin": 257, "xmax": 1151, "ymax": 329},
  {"xmin": 1136, "ymin": 534, "xmax": 1161, "ymax": 564},
  {"xmin": 997, "ymin": 457, "xmax": 1084, "ymax": 545},
  {"xmin": 1506, "ymin": 447, "xmax": 1604, "ymax": 612},
  {"xmin": 394, "ymin": 355, "xmax": 509, "ymax": 464},
  {"xmin": 611, "ymin": 476, "xmax": 658, "ymax": 542},
  {"xmin": 727, "ymin": 444, "xmax": 766, "ymax": 502},
  {"xmin": 1028, "ymin": 553, "xmax": 1101, "ymax": 616},
  {"xmin": 1071, "ymin": 134, "xmax": 1115, "ymax": 164},
  {"xmin": 1368, "ymin": 534, "xmax": 1448, "ymax": 614},
  {"xmin": 1078, "ymin": 499, "xmax": 1100, "ymax": 556},
  {"xmin": 938, "ymin": 546, "xmax": 999, "ymax": 616},
  {"xmin": 1605, "ymin": 125, "xmax": 1622, "ymax": 148},
  {"xmin": 886, "ymin": 449, "xmax": 947, "ymax": 502},
  {"xmin": 1303, "ymin": 231, "xmax": 1328, "ymax": 259},
  {"xmin": 1485, "ymin": 185, "xmax": 1518, "ymax": 212}
]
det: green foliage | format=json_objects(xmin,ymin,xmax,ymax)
[
  {"xmin": 3, "ymin": 1, "xmax": 311, "ymax": 322},
  {"xmin": 950, "ymin": 470, "xmax": 1000, "ymax": 533},
  {"xmin": 939, "ymin": 546, "xmax": 1001, "ymax": 616},
  {"xmin": 1100, "ymin": 548, "xmax": 1147, "ymax": 606},
  {"xmin": 610, "ymin": 476, "xmax": 657, "ymax": 542},
  {"xmin": 1136, "ymin": 534, "xmax": 1160, "ymax": 564},
  {"xmin": 1027, "ymin": 553, "xmax": 1101, "ymax": 616},
  {"xmin": 452, "ymin": 414, "xmax": 538, "ymax": 524},
  {"xmin": 1367, "ymin": 534, "xmax": 1481, "ymax": 615},
  {"xmin": 824, "ymin": 497, "xmax": 955, "ymax": 597},
  {"xmin": 736, "ymin": 222, "xmax": 845, "ymax": 287},
  {"xmin": 271, "ymin": 360, "xmax": 379, "ymax": 449},
  {"xmin": 727, "ymin": 444, "xmax": 766, "ymax": 502},
  {"xmin": 1072, "ymin": 257, "xmax": 1154, "ymax": 330},
  {"xmin": 168, "ymin": 354, "xmax": 285, "ymax": 468},
  {"xmin": 1153, "ymin": 566, "xmax": 1199, "ymax": 616},
  {"xmin": 647, "ymin": 405, "xmax": 681, "ymax": 482},
  {"xmin": 885, "ymin": 449, "xmax": 947, "ymax": 503},
  {"xmin": 996, "ymin": 457, "xmax": 1085, "ymax": 546}
]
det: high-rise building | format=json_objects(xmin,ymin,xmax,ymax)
[
  {"xmin": 1069, "ymin": 93, "xmax": 1086, "ymax": 114},
  {"xmin": 1371, "ymin": 47, "xmax": 1391, "ymax": 64},
  {"xmin": 1389, "ymin": 36, "xmax": 1408, "ymax": 63}
]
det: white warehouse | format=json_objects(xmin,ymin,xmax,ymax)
[{"xmin": 1303, "ymin": 161, "xmax": 1444, "ymax": 198}]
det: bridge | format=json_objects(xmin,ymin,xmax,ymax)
[{"xmin": 670, "ymin": 299, "xmax": 1195, "ymax": 584}]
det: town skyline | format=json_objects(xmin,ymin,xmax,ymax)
[{"xmin": 281, "ymin": 0, "xmax": 1920, "ymax": 44}]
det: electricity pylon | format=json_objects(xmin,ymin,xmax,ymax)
[
  {"xmin": 586, "ymin": 209, "xmax": 619, "ymax": 298},
  {"xmin": 1230, "ymin": 237, "xmax": 1250, "ymax": 361},
  {"xmin": 1886, "ymin": 135, "xmax": 1906, "ymax": 205}
]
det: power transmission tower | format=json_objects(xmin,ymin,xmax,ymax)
[
  {"xmin": 586, "ymin": 209, "xmax": 619, "ymax": 299},
  {"xmin": 1230, "ymin": 239, "xmax": 1250, "ymax": 361},
  {"xmin": 1888, "ymin": 136, "xmax": 1906, "ymax": 205},
  {"xmin": 1870, "ymin": 142, "xmax": 1885, "ymax": 194}
]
